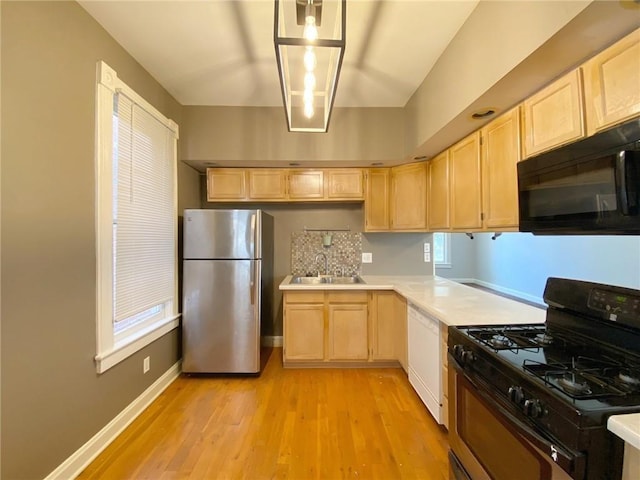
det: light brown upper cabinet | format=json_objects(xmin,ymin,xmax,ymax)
[
  {"xmin": 207, "ymin": 167, "xmax": 365, "ymax": 203},
  {"xmin": 326, "ymin": 168, "xmax": 364, "ymax": 200},
  {"xmin": 522, "ymin": 69, "xmax": 585, "ymax": 159},
  {"xmin": 427, "ymin": 150, "xmax": 451, "ymax": 231},
  {"xmin": 247, "ymin": 169, "xmax": 287, "ymax": 200},
  {"xmin": 206, "ymin": 168, "xmax": 247, "ymax": 201},
  {"xmin": 390, "ymin": 162, "xmax": 428, "ymax": 231},
  {"xmin": 481, "ymin": 107, "xmax": 522, "ymax": 230},
  {"xmin": 288, "ymin": 169, "xmax": 324, "ymax": 200},
  {"xmin": 364, "ymin": 168, "xmax": 391, "ymax": 231},
  {"xmin": 450, "ymin": 132, "xmax": 482, "ymax": 230},
  {"xmin": 582, "ymin": 28, "xmax": 640, "ymax": 137}
]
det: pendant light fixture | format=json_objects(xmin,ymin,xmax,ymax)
[{"xmin": 274, "ymin": 0, "xmax": 346, "ymax": 132}]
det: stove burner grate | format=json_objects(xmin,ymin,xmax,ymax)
[
  {"xmin": 489, "ymin": 334, "xmax": 513, "ymax": 348},
  {"xmin": 618, "ymin": 370, "xmax": 640, "ymax": 387},
  {"xmin": 534, "ymin": 333, "xmax": 554, "ymax": 346},
  {"xmin": 557, "ymin": 376, "xmax": 592, "ymax": 396},
  {"xmin": 523, "ymin": 357, "xmax": 636, "ymax": 399}
]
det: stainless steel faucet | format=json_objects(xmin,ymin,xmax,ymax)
[{"xmin": 314, "ymin": 252, "xmax": 328, "ymax": 276}]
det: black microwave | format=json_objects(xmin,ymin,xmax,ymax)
[{"xmin": 518, "ymin": 118, "xmax": 640, "ymax": 235}]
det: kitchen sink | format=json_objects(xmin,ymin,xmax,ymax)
[{"xmin": 289, "ymin": 275, "xmax": 365, "ymax": 285}]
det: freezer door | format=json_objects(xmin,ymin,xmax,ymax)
[
  {"xmin": 183, "ymin": 209, "xmax": 260, "ymax": 259},
  {"xmin": 182, "ymin": 259, "xmax": 260, "ymax": 373}
]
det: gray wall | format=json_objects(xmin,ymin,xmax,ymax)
[{"xmin": 0, "ymin": 2, "xmax": 199, "ymax": 478}]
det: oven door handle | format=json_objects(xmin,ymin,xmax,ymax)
[{"xmin": 458, "ymin": 364, "xmax": 585, "ymax": 477}]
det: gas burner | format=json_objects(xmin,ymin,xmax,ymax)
[
  {"xmin": 489, "ymin": 334, "xmax": 513, "ymax": 349},
  {"xmin": 534, "ymin": 333, "xmax": 554, "ymax": 346},
  {"xmin": 618, "ymin": 370, "xmax": 640, "ymax": 387},
  {"xmin": 557, "ymin": 376, "xmax": 592, "ymax": 396}
]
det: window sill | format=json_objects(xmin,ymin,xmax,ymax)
[{"xmin": 95, "ymin": 315, "xmax": 180, "ymax": 374}]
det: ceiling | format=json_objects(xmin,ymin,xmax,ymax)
[{"xmin": 79, "ymin": 0, "xmax": 479, "ymax": 108}]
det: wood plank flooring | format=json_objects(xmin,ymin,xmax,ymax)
[{"xmin": 78, "ymin": 348, "xmax": 450, "ymax": 479}]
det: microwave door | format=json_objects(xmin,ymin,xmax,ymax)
[{"xmin": 615, "ymin": 150, "xmax": 640, "ymax": 216}]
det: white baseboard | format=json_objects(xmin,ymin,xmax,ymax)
[
  {"xmin": 45, "ymin": 361, "xmax": 181, "ymax": 480},
  {"xmin": 447, "ymin": 277, "xmax": 476, "ymax": 284},
  {"xmin": 262, "ymin": 335, "xmax": 283, "ymax": 347}
]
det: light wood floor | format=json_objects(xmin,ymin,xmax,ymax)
[{"xmin": 78, "ymin": 348, "xmax": 450, "ymax": 479}]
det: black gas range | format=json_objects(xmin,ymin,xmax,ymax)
[{"xmin": 448, "ymin": 277, "xmax": 640, "ymax": 480}]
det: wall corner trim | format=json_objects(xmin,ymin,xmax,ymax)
[{"xmin": 44, "ymin": 361, "xmax": 182, "ymax": 480}]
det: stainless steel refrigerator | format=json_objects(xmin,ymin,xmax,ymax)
[{"xmin": 182, "ymin": 209, "xmax": 273, "ymax": 373}]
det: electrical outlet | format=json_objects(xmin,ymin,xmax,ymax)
[
  {"xmin": 424, "ymin": 242, "xmax": 430, "ymax": 253},
  {"xmin": 424, "ymin": 252, "xmax": 431, "ymax": 263},
  {"xmin": 362, "ymin": 252, "xmax": 373, "ymax": 263},
  {"xmin": 143, "ymin": 356, "xmax": 150, "ymax": 374}
]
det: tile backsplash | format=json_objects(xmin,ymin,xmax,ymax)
[{"xmin": 291, "ymin": 231, "xmax": 362, "ymax": 276}]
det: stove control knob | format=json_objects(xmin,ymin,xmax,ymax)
[
  {"xmin": 508, "ymin": 386, "xmax": 524, "ymax": 405},
  {"xmin": 453, "ymin": 344, "xmax": 465, "ymax": 360},
  {"xmin": 523, "ymin": 399, "xmax": 544, "ymax": 418},
  {"xmin": 461, "ymin": 350, "xmax": 475, "ymax": 365}
]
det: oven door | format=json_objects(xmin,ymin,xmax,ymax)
[{"xmin": 448, "ymin": 356, "xmax": 586, "ymax": 480}]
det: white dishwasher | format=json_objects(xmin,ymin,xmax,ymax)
[{"xmin": 407, "ymin": 303, "xmax": 443, "ymax": 424}]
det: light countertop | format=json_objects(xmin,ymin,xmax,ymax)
[
  {"xmin": 280, "ymin": 275, "xmax": 546, "ymax": 327},
  {"xmin": 608, "ymin": 414, "xmax": 640, "ymax": 450}
]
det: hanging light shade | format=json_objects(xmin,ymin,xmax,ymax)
[{"xmin": 274, "ymin": 0, "xmax": 346, "ymax": 133}]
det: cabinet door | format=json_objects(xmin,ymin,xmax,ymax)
[
  {"xmin": 481, "ymin": 107, "xmax": 521, "ymax": 229},
  {"xmin": 327, "ymin": 304, "xmax": 369, "ymax": 361},
  {"xmin": 288, "ymin": 170, "xmax": 324, "ymax": 199},
  {"xmin": 390, "ymin": 163, "xmax": 427, "ymax": 231},
  {"xmin": 206, "ymin": 168, "xmax": 247, "ymax": 201},
  {"xmin": 394, "ymin": 293, "xmax": 408, "ymax": 373},
  {"xmin": 283, "ymin": 304, "xmax": 325, "ymax": 361},
  {"xmin": 428, "ymin": 151, "xmax": 451, "ymax": 231},
  {"xmin": 522, "ymin": 69, "xmax": 585, "ymax": 158},
  {"xmin": 364, "ymin": 169, "xmax": 390, "ymax": 231},
  {"xmin": 369, "ymin": 292, "xmax": 396, "ymax": 361},
  {"xmin": 450, "ymin": 132, "xmax": 482, "ymax": 230},
  {"xmin": 326, "ymin": 169, "xmax": 364, "ymax": 200},
  {"xmin": 583, "ymin": 28, "xmax": 640, "ymax": 136},
  {"xmin": 247, "ymin": 169, "xmax": 287, "ymax": 200}
]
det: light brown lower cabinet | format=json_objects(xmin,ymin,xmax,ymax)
[
  {"xmin": 283, "ymin": 290, "xmax": 404, "ymax": 367},
  {"xmin": 282, "ymin": 292, "xmax": 325, "ymax": 361}
]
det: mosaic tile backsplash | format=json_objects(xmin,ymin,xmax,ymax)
[{"xmin": 291, "ymin": 231, "xmax": 362, "ymax": 276}]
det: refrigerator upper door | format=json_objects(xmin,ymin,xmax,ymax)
[
  {"xmin": 183, "ymin": 209, "xmax": 261, "ymax": 259},
  {"xmin": 182, "ymin": 259, "xmax": 261, "ymax": 373}
]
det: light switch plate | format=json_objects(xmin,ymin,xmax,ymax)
[
  {"xmin": 424, "ymin": 242, "xmax": 430, "ymax": 253},
  {"xmin": 424, "ymin": 252, "xmax": 431, "ymax": 262},
  {"xmin": 362, "ymin": 252, "xmax": 373, "ymax": 263}
]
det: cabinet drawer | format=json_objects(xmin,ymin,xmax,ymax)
[
  {"xmin": 327, "ymin": 291, "xmax": 368, "ymax": 303},
  {"xmin": 284, "ymin": 292, "xmax": 324, "ymax": 304}
]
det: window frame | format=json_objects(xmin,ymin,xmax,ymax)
[
  {"xmin": 94, "ymin": 61, "xmax": 180, "ymax": 374},
  {"xmin": 433, "ymin": 232, "xmax": 452, "ymax": 268}
]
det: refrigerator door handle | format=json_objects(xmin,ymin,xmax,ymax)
[{"xmin": 250, "ymin": 261, "xmax": 255, "ymax": 305}]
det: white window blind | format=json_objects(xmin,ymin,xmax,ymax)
[
  {"xmin": 95, "ymin": 61, "xmax": 179, "ymax": 373},
  {"xmin": 113, "ymin": 93, "xmax": 175, "ymax": 330}
]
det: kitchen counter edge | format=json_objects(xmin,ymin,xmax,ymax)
[
  {"xmin": 280, "ymin": 275, "xmax": 546, "ymax": 327},
  {"xmin": 608, "ymin": 414, "xmax": 640, "ymax": 450}
]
